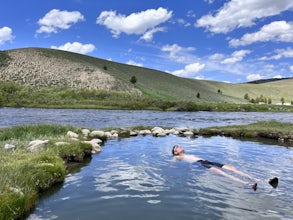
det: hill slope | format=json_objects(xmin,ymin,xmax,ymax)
[{"xmin": 0, "ymin": 47, "xmax": 292, "ymax": 104}]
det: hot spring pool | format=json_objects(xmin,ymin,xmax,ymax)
[{"xmin": 28, "ymin": 135, "xmax": 293, "ymax": 220}]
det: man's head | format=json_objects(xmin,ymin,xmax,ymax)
[{"xmin": 172, "ymin": 145, "xmax": 184, "ymax": 156}]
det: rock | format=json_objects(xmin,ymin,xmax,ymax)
[
  {"xmin": 152, "ymin": 127, "xmax": 167, "ymax": 137},
  {"xmin": 91, "ymin": 145, "xmax": 102, "ymax": 154},
  {"xmin": 81, "ymin": 129, "xmax": 90, "ymax": 137},
  {"xmin": 157, "ymin": 132, "xmax": 167, "ymax": 137},
  {"xmin": 67, "ymin": 131, "xmax": 79, "ymax": 139},
  {"xmin": 89, "ymin": 130, "xmax": 105, "ymax": 138},
  {"xmin": 183, "ymin": 131, "xmax": 194, "ymax": 137},
  {"xmin": 105, "ymin": 131, "xmax": 118, "ymax": 139},
  {"xmin": 27, "ymin": 140, "xmax": 49, "ymax": 152},
  {"xmin": 110, "ymin": 130, "xmax": 118, "ymax": 134},
  {"xmin": 176, "ymin": 127, "xmax": 189, "ymax": 133},
  {"xmin": 90, "ymin": 138, "xmax": 103, "ymax": 145},
  {"xmin": 4, "ymin": 144, "xmax": 16, "ymax": 150},
  {"xmin": 169, "ymin": 128, "xmax": 179, "ymax": 135},
  {"xmin": 192, "ymin": 128, "xmax": 200, "ymax": 135},
  {"xmin": 83, "ymin": 140, "xmax": 102, "ymax": 154},
  {"xmin": 130, "ymin": 131, "xmax": 138, "ymax": 136},
  {"xmin": 139, "ymin": 129, "xmax": 152, "ymax": 135}
]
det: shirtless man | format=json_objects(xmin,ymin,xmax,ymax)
[{"xmin": 172, "ymin": 145, "xmax": 278, "ymax": 191}]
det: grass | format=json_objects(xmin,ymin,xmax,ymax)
[
  {"xmin": 1, "ymin": 81, "xmax": 293, "ymax": 112},
  {"xmin": 200, "ymin": 121, "xmax": 293, "ymax": 139},
  {"xmin": 0, "ymin": 124, "xmax": 93, "ymax": 220}
]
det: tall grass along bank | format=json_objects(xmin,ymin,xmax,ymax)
[{"xmin": 1, "ymin": 82, "xmax": 293, "ymax": 112}]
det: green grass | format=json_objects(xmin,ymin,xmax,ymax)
[
  {"xmin": 0, "ymin": 124, "xmax": 92, "ymax": 220},
  {"xmin": 200, "ymin": 121, "xmax": 293, "ymax": 139},
  {"xmin": 1, "ymin": 81, "xmax": 293, "ymax": 112}
]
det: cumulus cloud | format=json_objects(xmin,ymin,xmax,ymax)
[
  {"xmin": 37, "ymin": 9, "xmax": 84, "ymax": 34},
  {"xmin": 230, "ymin": 21, "xmax": 293, "ymax": 47},
  {"xmin": 51, "ymin": 42, "xmax": 95, "ymax": 54},
  {"xmin": 246, "ymin": 73, "xmax": 264, "ymax": 81},
  {"xmin": 161, "ymin": 43, "xmax": 196, "ymax": 63},
  {"xmin": 172, "ymin": 62, "xmax": 205, "ymax": 77},
  {"xmin": 196, "ymin": 0, "xmax": 293, "ymax": 33},
  {"xmin": 221, "ymin": 50, "xmax": 251, "ymax": 64},
  {"xmin": 126, "ymin": 60, "xmax": 143, "ymax": 67},
  {"xmin": 96, "ymin": 7, "xmax": 172, "ymax": 40},
  {"xmin": 0, "ymin": 26, "xmax": 13, "ymax": 45},
  {"xmin": 290, "ymin": 66, "xmax": 293, "ymax": 72},
  {"xmin": 259, "ymin": 47, "xmax": 293, "ymax": 60}
]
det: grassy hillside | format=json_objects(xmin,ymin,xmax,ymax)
[{"xmin": 0, "ymin": 47, "xmax": 292, "ymax": 105}]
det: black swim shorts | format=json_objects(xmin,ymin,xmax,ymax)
[{"xmin": 195, "ymin": 160, "xmax": 224, "ymax": 169}]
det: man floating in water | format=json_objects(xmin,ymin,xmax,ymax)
[{"xmin": 172, "ymin": 145, "xmax": 278, "ymax": 191}]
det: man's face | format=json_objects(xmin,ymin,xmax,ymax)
[{"xmin": 174, "ymin": 145, "xmax": 184, "ymax": 155}]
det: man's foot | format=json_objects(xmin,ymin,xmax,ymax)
[
  {"xmin": 269, "ymin": 177, "xmax": 278, "ymax": 188},
  {"xmin": 252, "ymin": 183, "xmax": 257, "ymax": 191}
]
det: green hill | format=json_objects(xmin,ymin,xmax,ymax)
[{"xmin": 0, "ymin": 47, "xmax": 292, "ymax": 105}]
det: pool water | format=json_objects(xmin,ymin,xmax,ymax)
[{"xmin": 28, "ymin": 135, "xmax": 293, "ymax": 220}]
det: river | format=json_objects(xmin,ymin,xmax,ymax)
[{"xmin": 0, "ymin": 108, "xmax": 292, "ymax": 128}]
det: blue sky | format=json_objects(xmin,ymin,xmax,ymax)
[{"xmin": 1, "ymin": 0, "xmax": 293, "ymax": 83}]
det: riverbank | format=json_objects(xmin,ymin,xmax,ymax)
[
  {"xmin": 1, "ymin": 121, "xmax": 292, "ymax": 219},
  {"xmin": 1, "ymin": 82, "xmax": 293, "ymax": 112}
]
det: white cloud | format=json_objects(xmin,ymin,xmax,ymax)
[
  {"xmin": 161, "ymin": 43, "xmax": 196, "ymax": 63},
  {"xmin": 196, "ymin": 0, "xmax": 293, "ymax": 33},
  {"xmin": 51, "ymin": 42, "xmax": 95, "ymax": 54},
  {"xmin": 246, "ymin": 73, "xmax": 264, "ymax": 81},
  {"xmin": 259, "ymin": 47, "xmax": 293, "ymax": 60},
  {"xmin": 140, "ymin": 27, "xmax": 166, "ymax": 42},
  {"xmin": 0, "ymin": 26, "xmax": 13, "ymax": 45},
  {"xmin": 187, "ymin": 10, "xmax": 196, "ymax": 18},
  {"xmin": 177, "ymin": 18, "xmax": 191, "ymax": 27},
  {"xmin": 126, "ymin": 60, "xmax": 143, "ymax": 67},
  {"xmin": 230, "ymin": 21, "xmax": 293, "ymax": 47},
  {"xmin": 209, "ymin": 53, "xmax": 224, "ymax": 60},
  {"xmin": 37, "ymin": 9, "xmax": 84, "ymax": 34},
  {"xmin": 204, "ymin": 0, "xmax": 215, "ymax": 4},
  {"xmin": 290, "ymin": 66, "xmax": 293, "ymax": 72},
  {"xmin": 273, "ymin": 75, "xmax": 283, "ymax": 79},
  {"xmin": 221, "ymin": 50, "xmax": 251, "ymax": 64},
  {"xmin": 172, "ymin": 62, "xmax": 205, "ymax": 77},
  {"xmin": 96, "ymin": 7, "xmax": 172, "ymax": 40}
]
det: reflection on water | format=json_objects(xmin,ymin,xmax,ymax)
[{"xmin": 28, "ymin": 135, "xmax": 293, "ymax": 220}]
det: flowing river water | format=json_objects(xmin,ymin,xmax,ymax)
[{"xmin": 1, "ymin": 108, "xmax": 292, "ymax": 219}]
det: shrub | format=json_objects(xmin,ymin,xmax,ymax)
[{"xmin": 130, "ymin": 76, "xmax": 137, "ymax": 84}]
